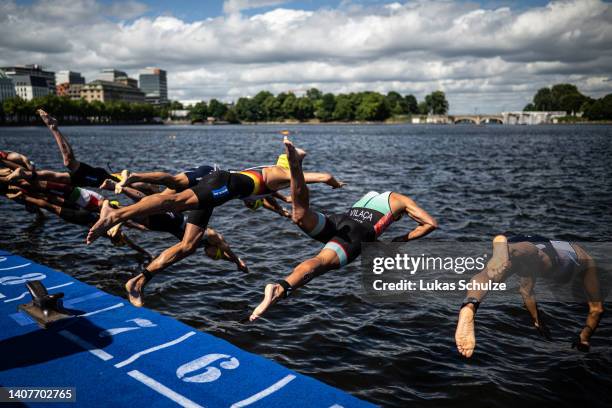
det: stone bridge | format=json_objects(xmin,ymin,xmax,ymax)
[{"xmin": 450, "ymin": 115, "xmax": 504, "ymax": 124}]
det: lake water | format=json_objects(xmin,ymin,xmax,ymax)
[{"xmin": 1, "ymin": 124, "xmax": 611, "ymax": 407}]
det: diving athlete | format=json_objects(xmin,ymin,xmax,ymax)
[
  {"xmin": 1, "ymin": 150, "xmax": 36, "ymax": 171},
  {"xmin": 86, "ymin": 151, "xmax": 345, "ymax": 244},
  {"xmin": 8, "ymin": 110, "xmax": 122, "ymax": 188},
  {"xmin": 455, "ymin": 234, "xmax": 604, "ymax": 358},
  {"xmin": 249, "ymin": 137, "xmax": 438, "ymax": 321},
  {"xmin": 116, "ymin": 167, "xmax": 292, "ymax": 219},
  {"xmin": 85, "ymin": 142, "xmax": 345, "ymax": 306},
  {"xmin": 2, "ymin": 181, "xmax": 149, "ymax": 258},
  {"xmin": 100, "ymin": 178, "xmax": 249, "ymax": 277}
]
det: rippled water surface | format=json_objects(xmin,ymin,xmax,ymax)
[{"xmin": 1, "ymin": 124, "xmax": 611, "ymax": 407}]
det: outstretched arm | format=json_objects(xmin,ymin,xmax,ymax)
[
  {"xmin": 109, "ymin": 233, "xmax": 152, "ymax": 262},
  {"xmin": 205, "ymin": 228, "xmax": 248, "ymax": 273},
  {"xmin": 391, "ymin": 194, "xmax": 438, "ymax": 242},
  {"xmin": 519, "ymin": 275, "xmax": 538, "ymax": 322},
  {"xmin": 575, "ymin": 250, "xmax": 604, "ymax": 349},
  {"xmin": 100, "ymin": 179, "xmax": 147, "ymax": 202},
  {"xmin": 519, "ymin": 274, "xmax": 551, "ymax": 339},
  {"xmin": 272, "ymin": 191, "xmax": 291, "ymax": 203},
  {"xmin": 303, "ymin": 172, "xmax": 345, "ymax": 189},
  {"xmin": 6, "ymin": 151, "xmax": 35, "ymax": 171},
  {"xmin": 262, "ymin": 196, "xmax": 290, "ymax": 218}
]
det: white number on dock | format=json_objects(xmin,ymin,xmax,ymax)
[
  {"xmin": 176, "ymin": 354, "xmax": 240, "ymax": 383},
  {"xmin": 0, "ymin": 272, "xmax": 46, "ymax": 285},
  {"xmin": 99, "ymin": 318, "xmax": 157, "ymax": 337}
]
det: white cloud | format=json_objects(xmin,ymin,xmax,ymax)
[{"xmin": 0, "ymin": 0, "xmax": 611, "ymax": 112}]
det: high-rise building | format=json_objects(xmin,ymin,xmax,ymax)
[
  {"xmin": 0, "ymin": 70, "xmax": 16, "ymax": 102},
  {"xmin": 80, "ymin": 80, "xmax": 145, "ymax": 103},
  {"xmin": 55, "ymin": 70, "xmax": 85, "ymax": 85},
  {"xmin": 1, "ymin": 64, "xmax": 56, "ymax": 95},
  {"xmin": 12, "ymin": 75, "xmax": 51, "ymax": 100},
  {"xmin": 139, "ymin": 67, "xmax": 168, "ymax": 105}
]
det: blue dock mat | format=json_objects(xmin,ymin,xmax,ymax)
[{"xmin": 0, "ymin": 250, "xmax": 375, "ymax": 408}]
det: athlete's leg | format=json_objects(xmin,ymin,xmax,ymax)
[
  {"xmin": 249, "ymin": 248, "xmax": 340, "ymax": 321},
  {"xmin": 455, "ymin": 235, "xmax": 511, "ymax": 358},
  {"xmin": 283, "ymin": 137, "xmax": 321, "ymax": 233},
  {"xmin": 37, "ymin": 109, "xmax": 79, "ymax": 171},
  {"xmin": 116, "ymin": 170, "xmax": 189, "ymax": 193},
  {"xmin": 7, "ymin": 168, "xmax": 72, "ymax": 184},
  {"xmin": 13, "ymin": 193, "xmax": 61, "ymax": 215},
  {"xmin": 125, "ymin": 223, "xmax": 205, "ymax": 307},
  {"xmin": 86, "ymin": 189, "xmax": 200, "ymax": 244}
]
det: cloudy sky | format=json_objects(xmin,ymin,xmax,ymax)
[{"xmin": 1, "ymin": 0, "xmax": 611, "ymax": 113}]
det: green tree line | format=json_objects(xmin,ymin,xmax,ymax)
[
  {"xmin": 0, "ymin": 94, "xmax": 171, "ymax": 124},
  {"xmin": 188, "ymin": 89, "xmax": 448, "ymax": 123},
  {"xmin": 523, "ymin": 83, "xmax": 612, "ymax": 120},
  {"xmin": 0, "ymin": 88, "xmax": 450, "ymax": 125}
]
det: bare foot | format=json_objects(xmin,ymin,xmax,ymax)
[
  {"xmin": 87, "ymin": 200, "xmax": 118, "ymax": 244},
  {"xmin": 249, "ymin": 283, "xmax": 285, "ymax": 322},
  {"xmin": 487, "ymin": 235, "xmax": 510, "ymax": 279},
  {"xmin": 7, "ymin": 167, "xmax": 26, "ymax": 182},
  {"xmin": 283, "ymin": 137, "xmax": 307, "ymax": 162},
  {"xmin": 37, "ymin": 109, "xmax": 58, "ymax": 130},
  {"xmin": 114, "ymin": 169, "xmax": 132, "ymax": 194},
  {"xmin": 455, "ymin": 306, "xmax": 476, "ymax": 358},
  {"xmin": 125, "ymin": 275, "xmax": 145, "ymax": 307},
  {"xmin": 6, "ymin": 189, "xmax": 24, "ymax": 200},
  {"xmin": 0, "ymin": 168, "xmax": 11, "ymax": 182},
  {"xmin": 99, "ymin": 179, "xmax": 116, "ymax": 191}
]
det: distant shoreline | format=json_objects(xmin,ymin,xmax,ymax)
[{"xmin": 2, "ymin": 119, "xmax": 612, "ymax": 127}]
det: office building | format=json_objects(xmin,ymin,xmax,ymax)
[
  {"xmin": 1, "ymin": 64, "xmax": 56, "ymax": 94},
  {"xmin": 139, "ymin": 67, "xmax": 168, "ymax": 105},
  {"xmin": 12, "ymin": 75, "xmax": 52, "ymax": 100},
  {"xmin": 55, "ymin": 70, "xmax": 85, "ymax": 85},
  {"xmin": 0, "ymin": 70, "xmax": 16, "ymax": 102}
]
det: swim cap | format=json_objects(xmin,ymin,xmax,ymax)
[
  {"xmin": 276, "ymin": 154, "xmax": 289, "ymax": 170},
  {"xmin": 213, "ymin": 247, "xmax": 223, "ymax": 260},
  {"xmin": 245, "ymin": 199, "xmax": 263, "ymax": 210}
]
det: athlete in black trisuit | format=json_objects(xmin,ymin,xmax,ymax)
[
  {"xmin": 100, "ymin": 177, "xmax": 249, "ymax": 275},
  {"xmin": 249, "ymin": 137, "xmax": 438, "ymax": 321},
  {"xmin": 455, "ymin": 234, "xmax": 604, "ymax": 358},
  {"xmin": 116, "ymin": 165, "xmax": 292, "ymax": 218},
  {"xmin": 7, "ymin": 109, "xmax": 122, "ymax": 188}
]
